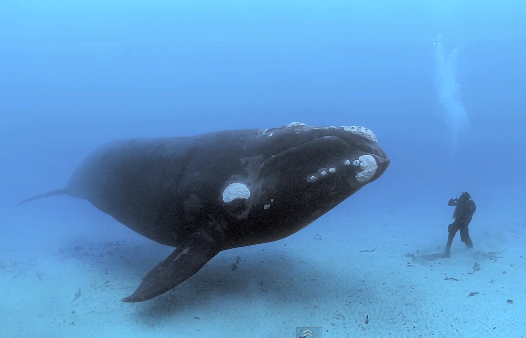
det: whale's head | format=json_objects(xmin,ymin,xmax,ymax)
[{"xmin": 221, "ymin": 122, "xmax": 390, "ymax": 246}]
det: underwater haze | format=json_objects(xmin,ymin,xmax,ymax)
[{"xmin": 1, "ymin": 0, "xmax": 526, "ymax": 337}]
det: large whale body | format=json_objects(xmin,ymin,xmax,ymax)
[{"xmin": 17, "ymin": 122, "xmax": 390, "ymax": 302}]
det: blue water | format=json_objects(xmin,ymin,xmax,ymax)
[
  {"xmin": 433, "ymin": 33, "xmax": 471, "ymax": 156},
  {"xmin": 1, "ymin": 1, "xmax": 525, "ymax": 337}
]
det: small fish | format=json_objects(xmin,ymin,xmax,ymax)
[{"xmin": 71, "ymin": 287, "xmax": 82, "ymax": 304}]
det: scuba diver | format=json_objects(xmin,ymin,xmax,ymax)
[{"xmin": 443, "ymin": 192, "xmax": 476, "ymax": 258}]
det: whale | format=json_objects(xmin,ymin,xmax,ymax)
[{"xmin": 17, "ymin": 122, "xmax": 390, "ymax": 302}]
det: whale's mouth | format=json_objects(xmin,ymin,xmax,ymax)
[
  {"xmin": 261, "ymin": 122, "xmax": 389, "ymax": 163},
  {"xmin": 257, "ymin": 122, "xmax": 390, "ymax": 185}
]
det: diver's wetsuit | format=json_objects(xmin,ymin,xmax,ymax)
[{"xmin": 444, "ymin": 192, "xmax": 476, "ymax": 257}]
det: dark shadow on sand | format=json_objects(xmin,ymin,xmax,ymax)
[
  {"xmin": 56, "ymin": 237, "xmax": 374, "ymax": 322},
  {"xmin": 416, "ymin": 253, "xmax": 447, "ymax": 261}
]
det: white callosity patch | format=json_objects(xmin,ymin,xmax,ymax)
[
  {"xmin": 307, "ymin": 167, "xmax": 338, "ymax": 183},
  {"xmin": 260, "ymin": 128, "xmax": 274, "ymax": 136},
  {"xmin": 353, "ymin": 155, "xmax": 378, "ymax": 183},
  {"xmin": 307, "ymin": 175, "xmax": 318, "ymax": 183},
  {"xmin": 263, "ymin": 198, "xmax": 274, "ymax": 210},
  {"xmin": 344, "ymin": 159, "xmax": 351, "ymax": 166},
  {"xmin": 287, "ymin": 122, "xmax": 306, "ymax": 128},
  {"xmin": 222, "ymin": 183, "xmax": 251, "ymax": 203},
  {"xmin": 342, "ymin": 126, "xmax": 377, "ymax": 143}
]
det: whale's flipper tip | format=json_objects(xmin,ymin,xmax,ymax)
[{"xmin": 16, "ymin": 188, "xmax": 69, "ymax": 206}]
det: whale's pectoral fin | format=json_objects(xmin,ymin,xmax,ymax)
[{"xmin": 122, "ymin": 234, "xmax": 220, "ymax": 302}]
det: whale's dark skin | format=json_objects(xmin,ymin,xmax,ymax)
[{"xmin": 17, "ymin": 122, "xmax": 390, "ymax": 302}]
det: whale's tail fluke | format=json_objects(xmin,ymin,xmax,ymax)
[{"xmin": 16, "ymin": 188, "xmax": 69, "ymax": 206}]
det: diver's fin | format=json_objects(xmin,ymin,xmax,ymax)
[
  {"xmin": 16, "ymin": 188, "xmax": 69, "ymax": 206},
  {"xmin": 122, "ymin": 234, "xmax": 220, "ymax": 302}
]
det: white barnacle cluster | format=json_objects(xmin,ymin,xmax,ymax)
[
  {"xmin": 287, "ymin": 122, "xmax": 306, "ymax": 128},
  {"xmin": 342, "ymin": 126, "xmax": 377, "ymax": 143},
  {"xmin": 306, "ymin": 167, "xmax": 337, "ymax": 183},
  {"xmin": 222, "ymin": 183, "xmax": 251, "ymax": 203},
  {"xmin": 262, "ymin": 129, "xmax": 274, "ymax": 137},
  {"xmin": 307, "ymin": 174, "xmax": 318, "ymax": 183},
  {"xmin": 263, "ymin": 198, "xmax": 274, "ymax": 210},
  {"xmin": 352, "ymin": 155, "xmax": 378, "ymax": 183},
  {"xmin": 261, "ymin": 122, "xmax": 306, "ymax": 137}
]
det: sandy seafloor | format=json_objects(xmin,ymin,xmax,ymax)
[{"xmin": 1, "ymin": 201, "xmax": 525, "ymax": 338}]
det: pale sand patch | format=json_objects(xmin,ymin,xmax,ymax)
[{"xmin": 1, "ymin": 212, "xmax": 525, "ymax": 338}]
